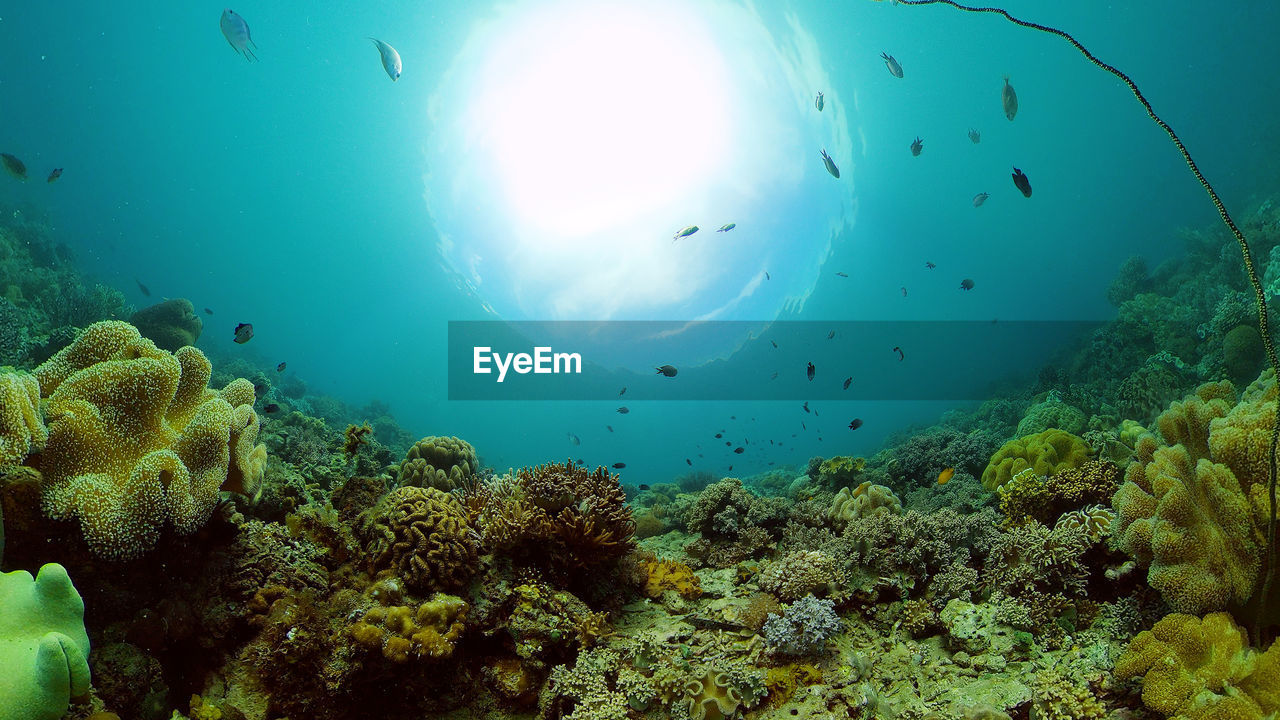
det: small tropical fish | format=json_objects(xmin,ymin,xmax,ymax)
[
  {"xmin": 848, "ymin": 418, "xmax": 864, "ymax": 430},
  {"xmin": 828, "ymin": 330, "xmax": 836, "ymax": 339},
  {"xmin": 815, "ymin": 91, "xmax": 824, "ymax": 111},
  {"xmin": 686, "ymin": 459, "xmax": 692, "ymax": 466},
  {"xmin": 765, "ymin": 271, "xmax": 771, "ymax": 281},
  {"xmin": 802, "ymin": 401, "xmax": 810, "ymax": 413},
  {"xmin": 835, "ymin": 272, "xmax": 848, "ymax": 278},
  {"xmin": 276, "ymin": 362, "xmax": 286, "ymax": 372},
  {"xmin": 960, "ymin": 278, "xmax": 975, "ymax": 290},
  {"xmin": 220, "ymin": 9, "xmax": 258, "ymax": 61},
  {"xmin": 46, "ymin": 168, "xmax": 63, "ymax": 183},
  {"xmin": 801, "ymin": 422, "xmax": 806, "ymax": 430},
  {"xmin": 925, "ymin": 262, "xmax": 936, "ymax": 269},
  {"xmin": 262, "ymin": 403, "xmax": 280, "ymax": 414},
  {"xmin": 819, "ymin": 148, "xmax": 840, "ymax": 179},
  {"xmin": 656, "ymin": 364, "xmax": 678, "ymax": 377},
  {"xmin": 234, "ymin": 322, "xmax": 254, "ymax": 343},
  {"xmin": 253, "ymin": 382, "xmax": 268, "ymax": 396},
  {"xmin": 717, "ymin": 223, "xmax": 736, "ymax": 232},
  {"xmin": 937, "ymin": 467, "xmax": 956, "ymax": 485},
  {"xmin": 368, "ymin": 38, "xmax": 402, "ymax": 81},
  {"xmin": 1, "ymin": 153, "xmax": 27, "ymax": 180},
  {"xmin": 1011, "ymin": 167, "xmax": 1032, "ymax": 197},
  {"xmin": 893, "ymin": 346, "xmax": 904, "ymax": 361},
  {"xmin": 843, "ymin": 377, "xmax": 852, "ymax": 390},
  {"xmin": 135, "ymin": 278, "xmax": 151, "ymax": 297},
  {"xmin": 968, "ymin": 128, "xmax": 981, "ymax": 143},
  {"xmin": 973, "ymin": 192, "xmax": 989, "ymax": 207},
  {"xmin": 613, "ymin": 462, "xmax": 626, "ymax": 469},
  {"xmin": 881, "ymin": 52, "xmax": 903, "ymax": 78},
  {"xmin": 901, "ymin": 287, "xmax": 907, "ymax": 298},
  {"xmin": 910, "ymin": 136, "xmax": 923, "ymax": 156},
  {"xmin": 204, "ymin": 307, "xmax": 214, "ymax": 315},
  {"xmin": 771, "ymin": 340, "xmax": 778, "ymax": 348},
  {"xmin": 616, "ymin": 407, "xmax": 629, "ymax": 414},
  {"xmin": 673, "ymin": 225, "xmax": 699, "ymax": 242},
  {"xmin": 568, "ymin": 433, "xmax": 581, "ymax": 446},
  {"xmin": 770, "ymin": 372, "xmax": 778, "ymax": 380},
  {"xmin": 726, "ymin": 441, "xmax": 732, "ymax": 446},
  {"xmin": 734, "ymin": 447, "xmax": 744, "ymax": 454},
  {"xmin": 806, "ymin": 362, "xmax": 815, "ymax": 381},
  {"xmin": 728, "ymin": 465, "xmax": 733, "ymax": 472},
  {"xmin": 715, "ymin": 433, "xmax": 722, "ymax": 438},
  {"xmin": 1002, "ymin": 76, "xmax": 1018, "ymax": 120},
  {"xmin": 607, "ymin": 425, "xmax": 613, "ymax": 432},
  {"xmin": 639, "ymin": 484, "xmax": 650, "ymax": 490}
]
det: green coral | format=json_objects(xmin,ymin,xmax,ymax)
[
  {"xmin": 0, "ymin": 563, "xmax": 91, "ymax": 720},
  {"xmin": 394, "ymin": 435, "xmax": 478, "ymax": 491},
  {"xmin": 981, "ymin": 429, "xmax": 1091, "ymax": 492},
  {"xmin": 816, "ymin": 455, "xmax": 865, "ymax": 488}
]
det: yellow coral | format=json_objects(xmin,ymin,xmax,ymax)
[
  {"xmin": 395, "ymin": 435, "xmax": 478, "ymax": 491},
  {"xmin": 32, "ymin": 321, "xmax": 266, "ymax": 559},
  {"xmin": 998, "ymin": 459, "xmax": 1120, "ymax": 527},
  {"xmin": 1115, "ymin": 612, "xmax": 1279, "ymax": 719},
  {"xmin": 643, "ymin": 559, "xmax": 702, "ymax": 599},
  {"xmin": 1155, "ymin": 380, "xmax": 1234, "ymax": 461},
  {"xmin": 0, "ymin": 370, "xmax": 45, "ymax": 465},
  {"xmin": 981, "ymin": 429, "xmax": 1091, "ymax": 491},
  {"xmin": 350, "ymin": 592, "xmax": 468, "ymax": 663},
  {"xmin": 368, "ymin": 485, "xmax": 478, "ymax": 592},
  {"xmin": 829, "ymin": 481, "xmax": 900, "ymax": 525}
]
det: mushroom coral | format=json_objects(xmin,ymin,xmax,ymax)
[{"xmin": 27, "ymin": 321, "xmax": 266, "ymax": 559}]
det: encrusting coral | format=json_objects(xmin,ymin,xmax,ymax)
[
  {"xmin": 366, "ymin": 485, "xmax": 478, "ymax": 593},
  {"xmin": 350, "ymin": 591, "xmax": 468, "ymax": 663},
  {"xmin": 27, "ymin": 321, "xmax": 266, "ymax": 559}
]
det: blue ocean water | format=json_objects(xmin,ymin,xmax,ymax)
[{"xmin": 2, "ymin": 0, "xmax": 1276, "ymax": 484}]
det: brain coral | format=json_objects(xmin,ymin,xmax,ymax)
[
  {"xmin": 30, "ymin": 321, "xmax": 267, "ymax": 559},
  {"xmin": 1111, "ymin": 379, "xmax": 1273, "ymax": 617},
  {"xmin": 368, "ymin": 485, "xmax": 478, "ymax": 593},
  {"xmin": 981, "ymin": 429, "xmax": 1090, "ymax": 492},
  {"xmin": 0, "ymin": 370, "xmax": 45, "ymax": 465},
  {"xmin": 1115, "ymin": 612, "xmax": 1280, "ymax": 719},
  {"xmin": 394, "ymin": 435, "xmax": 477, "ymax": 491}
]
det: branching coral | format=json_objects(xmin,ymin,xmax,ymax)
[
  {"xmin": 982, "ymin": 521, "xmax": 1092, "ymax": 631},
  {"xmin": 30, "ymin": 321, "xmax": 266, "ymax": 559},
  {"xmin": 394, "ymin": 435, "xmax": 477, "ymax": 491},
  {"xmin": 366, "ymin": 485, "xmax": 478, "ymax": 593}
]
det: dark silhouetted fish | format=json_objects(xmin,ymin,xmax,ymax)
[
  {"xmin": 612, "ymin": 462, "xmax": 626, "ymax": 469},
  {"xmin": 276, "ymin": 362, "xmax": 286, "ymax": 372},
  {"xmin": 960, "ymin": 278, "xmax": 975, "ymax": 290},
  {"xmin": 204, "ymin": 307, "xmax": 214, "ymax": 315},
  {"xmin": 910, "ymin": 136, "xmax": 923, "ymax": 156},
  {"xmin": 715, "ymin": 433, "xmax": 722, "ymax": 438},
  {"xmin": 1012, "ymin": 167, "xmax": 1032, "ymax": 197},
  {"xmin": 616, "ymin": 407, "xmax": 629, "ymax": 414},
  {"xmin": 263, "ymin": 403, "xmax": 280, "ymax": 414},
  {"xmin": 46, "ymin": 168, "xmax": 63, "ymax": 183},
  {"xmin": 639, "ymin": 484, "xmax": 650, "ymax": 490},
  {"xmin": 765, "ymin": 271, "xmax": 770, "ymax": 280},
  {"xmin": 968, "ymin": 128, "xmax": 980, "ymax": 143},
  {"xmin": 849, "ymin": 418, "xmax": 863, "ymax": 430},
  {"xmin": 234, "ymin": 323, "xmax": 254, "ymax": 343},
  {"xmin": 568, "ymin": 433, "xmax": 580, "ymax": 446},
  {"xmin": 973, "ymin": 192, "xmax": 990, "ymax": 207},
  {"xmin": 734, "ymin": 447, "xmax": 744, "ymax": 454},
  {"xmin": 843, "ymin": 377, "xmax": 852, "ymax": 390},
  {"xmin": 806, "ymin": 362, "xmax": 815, "ymax": 381},
  {"xmin": 686, "ymin": 459, "xmax": 692, "ymax": 466},
  {"xmin": 881, "ymin": 52, "xmax": 903, "ymax": 78},
  {"xmin": 828, "ymin": 330, "xmax": 836, "ymax": 339},
  {"xmin": 1, "ymin": 153, "xmax": 27, "ymax": 180},
  {"xmin": 135, "ymin": 278, "xmax": 151, "ymax": 297},
  {"xmin": 835, "ymin": 272, "xmax": 848, "ymax": 278},
  {"xmin": 771, "ymin": 340, "xmax": 778, "ymax": 348},
  {"xmin": 893, "ymin": 346, "xmax": 904, "ymax": 361},
  {"xmin": 815, "ymin": 91, "xmax": 824, "ymax": 111},
  {"xmin": 656, "ymin": 364, "xmax": 678, "ymax": 377},
  {"xmin": 607, "ymin": 425, "xmax": 613, "ymax": 432},
  {"xmin": 819, "ymin": 148, "xmax": 840, "ymax": 178},
  {"xmin": 619, "ymin": 387, "xmax": 627, "ymax": 396},
  {"xmin": 1002, "ymin": 76, "xmax": 1018, "ymax": 120},
  {"xmin": 802, "ymin": 402, "xmax": 810, "ymax": 413},
  {"xmin": 925, "ymin": 262, "xmax": 935, "ymax": 269}
]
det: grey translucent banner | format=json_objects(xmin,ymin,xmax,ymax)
[{"xmin": 447, "ymin": 320, "xmax": 1102, "ymax": 401}]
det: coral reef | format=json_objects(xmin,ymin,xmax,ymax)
[
  {"xmin": 829, "ymin": 481, "xmax": 901, "ymax": 526},
  {"xmin": 981, "ymin": 429, "xmax": 1091, "ymax": 491},
  {"xmin": 127, "ymin": 298, "xmax": 202, "ymax": 352},
  {"xmin": 763, "ymin": 595, "xmax": 842, "ymax": 657},
  {"xmin": 350, "ymin": 592, "xmax": 467, "ymax": 663},
  {"xmin": 996, "ymin": 459, "xmax": 1121, "ymax": 527},
  {"xmin": 365, "ymin": 485, "xmax": 478, "ymax": 593}
]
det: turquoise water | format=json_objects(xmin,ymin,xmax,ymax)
[{"xmin": 2, "ymin": 0, "xmax": 1276, "ymax": 483}]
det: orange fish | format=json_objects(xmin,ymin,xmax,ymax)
[{"xmin": 937, "ymin": 467, "xmax": 956, "ymax": 485}]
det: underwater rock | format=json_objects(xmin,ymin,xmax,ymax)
[{"xmin": 128, "ymin": 297, "xmax": 202, "ymax": 352}]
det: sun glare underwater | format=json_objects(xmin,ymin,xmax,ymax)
[{"xmin": 2, "ymin": 1, "xmax": 1280, "ymax": 719}]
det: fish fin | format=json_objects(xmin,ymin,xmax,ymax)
[{"xmin": 245, "ymin": 47, "xmax": 258, "ymax": 62}]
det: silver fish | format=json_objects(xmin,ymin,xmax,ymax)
[
  {"xmin": 820, "ymin": 148, "xmax": 840, "ymax": 179},
  {"xmin": 972, "ymin": 192, "xmax": 989, "ymax": 207},
  {"xmin": 1002, "ymin": 76, "xmax": 1018, "ymax": 120},
  {"xmin": 220, "ymin": 9, "xmax": 258, "ymax": 61},
  {"xmin": 673, "ymin": 225, "xmax": 699, "ymax": 242},
  {"xmin": 717, "ymin": 223, "xmax": 736, "ymax": 232},
  {"xmin": 881, "ymin": 52, "xmax": 903, "ymax": 78},
  {"xmin": 968, "ymin": 128, "xmax": 980, "ymax": 143},
  {"xmin": 369, "ymin": 37, "xmax": 402, "ymax": 81},
  {"xmin": 815, "ymin": 91, "xmax": 824, "ymax": 111}
]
